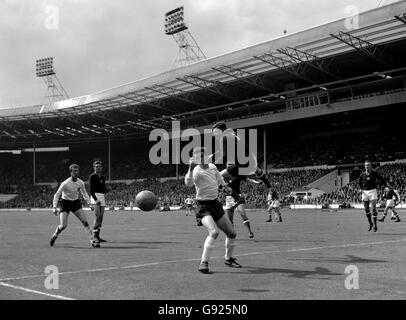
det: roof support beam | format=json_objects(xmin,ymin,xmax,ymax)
[
  {"xmin": 394, "ymin": 13, "xmax": 406, "ymax": 24},
  {"xmin": 254, "ymin": 52, "xmax": 317, "ymax": 84},
  {"xmin": 329, "ymin": 31, "xmax": 391, "ymax": 68},
  {"xmin": 146, "ymin": 84, "xmax": 206, "ymax": 109},
  {"xmin": 117, "ymin": 93, "xmax": 174, "ymax": 114},
  {"xmin": 178, "ymin": 75, "xmax": 239, "ymax": 101},
  {"xmin": 277, "ymin": 47, "xmax": 341, "ymax": 80},
  {"xmin": 212, "ymin": 65, "xmax": 275, "ymax": 93}
]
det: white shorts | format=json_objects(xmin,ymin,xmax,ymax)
[
  {"xmin": 386, "ymin": 199, "xmax": 395, "ymax": 208},
  {"xmin": 361, "ymin": 189, "xmax": 377, "ymax": 201},
  {"xmin": 225, "ymin": 196, "xmax": 236, "ymax": 210},
  {"xmin": 268, "ymin": 200, "xmax": 280, "ymax": 209},
  {"xmin": 90, "ymin": 193, "xmax": 106, "ymax": 206}
]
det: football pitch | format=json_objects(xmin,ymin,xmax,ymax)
[{"xmin": 1, "ymin": 208, "xmax": 405, "ymax": 300}]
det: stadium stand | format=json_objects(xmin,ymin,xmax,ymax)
[{"xmin": 1, "ymin": 3, "xmax": 406, "ymax": 211}]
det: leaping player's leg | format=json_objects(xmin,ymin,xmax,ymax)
[
  {"xmin": 254, "ymin": 167, "xmax": 271, "ymax": 188},
  {"xmin": 237, "ymin": 204, "xmax": 254, "ymax": 238},
  {"xmin": 73, "ymin": 208, "xmax": 99, "ymax": 247},
  {"xmin": 50, "ymin": 211, "xmax": 69, "ymax": 246}
]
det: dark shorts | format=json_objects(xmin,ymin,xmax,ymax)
[
  {"xmin": 60, "ymin": 199, "xmax": 82, "ymax": 214},
  {"xmin": 186, "ymin": 204, "xmax": 193, "ymax": 208},
  {"xmin": 195, "ymin": 199, "xmax": 225, "ymax": 225},
  {"xmin": 230, "ymin": 191, "xmax": 246, "ymax": 205}
]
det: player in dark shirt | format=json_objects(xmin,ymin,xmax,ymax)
[
  {"xmin": 89, "ymin": 160, "xmax": 108, "ymax": 243},
  {"xmin": 378, "ymin": 184, "xmax": 401, "ymax": 222},
  {"xmin": 220, "ymin": 162, "xmax": 262, "ymax": 238},
  {"xmin": 358, "ymin": 160, "xmax": 387, "ymax": 232},
  {"xmin": 211, "ymin": 121, "xmax": 272, "ymax": 188}
]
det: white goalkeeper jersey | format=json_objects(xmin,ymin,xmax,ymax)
[{"xmin": 53, "ymin": 177, "xmax": 91, "ymax": 207}]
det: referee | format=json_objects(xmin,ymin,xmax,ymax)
[
  {"xmin": 358, "ymin": 160, "xmax": 387, "ymax": 232},
  {"xmin": 89, "ymin": 160, "xmax": 108, "ymax": 243}
]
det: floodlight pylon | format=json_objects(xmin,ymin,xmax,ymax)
[
  {"xmin": 35, "ymin": 57, "xmax": 69, "ymax": 104},
  {"xmin": 164, "ymin": 6, "xmax": 206, "ymax": 68}
]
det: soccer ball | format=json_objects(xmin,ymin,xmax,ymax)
[{"xmin": 135, "ymin": 190, "xmax": 158, "ymax": 211}]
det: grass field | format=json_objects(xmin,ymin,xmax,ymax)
[{"xmin": 1, "ymin": 208, "xmax": 405, "ymax": 300}]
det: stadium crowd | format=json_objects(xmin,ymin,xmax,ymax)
[{"xmin": 0, "ymin": 168, "xmax": 330, "ymax": 209}]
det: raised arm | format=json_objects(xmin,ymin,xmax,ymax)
[{"xmin": 185, "ymin": 158, "xmax": 197, "ymax": 187}]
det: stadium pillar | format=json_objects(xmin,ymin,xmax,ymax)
[
  {"xmin": 108, "ymin": 138, "xmax": 111, "ymax": 183},
  {"xmin": 263, "ymin": 126, "xmax": 267, "ymax": 174},
  {"xmin": 176, "ymin": 164, "xmax": 179, "ymax": 180},
  {"xmin": 33, "ymin": 143, "xmax": 36, "ymax": 186}
]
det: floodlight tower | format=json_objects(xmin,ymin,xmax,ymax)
[
  {"xmin": 36, "ymin": 57, "xmax": 69, "ymax": 104},
  {"xmin": 164, "ymin": 6, "xmax": 206, "ymax": 68}
]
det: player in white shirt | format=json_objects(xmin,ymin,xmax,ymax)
[
  {"xmin": 267, "ymin": 190, "xmax": 282, "ymax": 222},
  {"xmin": 184, "ymin": 197, "xmax": 194, "ymax": 216},
  {"xmin": 185, "ymin": 147, "xmax": 241, "ymax": 274},
  {"xmin": 50, "ymin": 164, "xmax": 98, "ymax": 247}
]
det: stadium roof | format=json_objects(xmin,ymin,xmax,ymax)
[{"xmin": 1, "ymin": 1, "xmax": 406, "ymax": 146}]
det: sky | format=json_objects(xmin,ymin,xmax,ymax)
[{"xmin": 0, "ymin": 0, "xmax": 400, "ymax": 108}]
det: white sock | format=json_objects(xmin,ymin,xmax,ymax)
[
  {"xmin": 201, "ymin": 236, "xmax": 216, "ymax": 262},
  {"xmin": 225, "ymin": 237, "xmax": 236, "ymax": 260}
]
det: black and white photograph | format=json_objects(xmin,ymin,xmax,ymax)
[{"xmin": 1, "ymin": 0, "xmax": 406, "ymax": 311}]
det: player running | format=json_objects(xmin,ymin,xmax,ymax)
[
  {"xmin": 185, "ymin": 147, "xmax": 241, "ymax": 274},
  {"xmin": 267, "ymin": 190, "xmax": 282, "ymax": 222},
  {"xmin": 50, "ymin": 164, "xmax": 99, "ymax": 247},
  {"xmin": 378, "ymin": 184, "xmax": 401, "ymax": 223},
  {"xmin": 358, "ymin": 160, "xmax": 387, "ymax": 232},
  {"xmin": 221, "ymin": 162, "xmax": 261, "ymax": 238},
  {"xmin": 185, "ymin": 196, "xmax": 194, "ymax": 216},
  {"xmin": 89, "ymin": 160, "xmax": 108, "ymax": 243}
]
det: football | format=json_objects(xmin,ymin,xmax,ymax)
[{"xmin": 135, "ymin": 190, "xmax": 158, "ymax": 211}]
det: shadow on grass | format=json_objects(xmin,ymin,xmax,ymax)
[
  {"xmin": 289, "ymin": 254, "xmax": 388, "ymax": 264},
  {"xmin": 214, "ymin": 266, "xmax": 342, "ymax": 279}
]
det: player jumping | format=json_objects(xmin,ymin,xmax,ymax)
[
  {"xmin": 211, "ymin": 121, "xmax": 272, "ymax": 189},
  {"xmin": 185, "ymin": 147, "xmax": 241, "ymax": 274},
  {"xmin": 50, "ymin": 164, "xmax": 99, "ymax": 247},
  {"xmin": 378, "ymin": 184, "xmax": 401, "ymax": 222},
  {"xmin": 221, "ymin": 162, "xmax": 261, "ymax": 238}
]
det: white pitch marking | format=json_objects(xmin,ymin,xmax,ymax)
[
  {"xmin": 0, "ymin": 281, "xmax": 75, "ymax": 300},
  {"xmin": 1, "ymin": 238, "xmax": 405, "ymax": 282}
]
